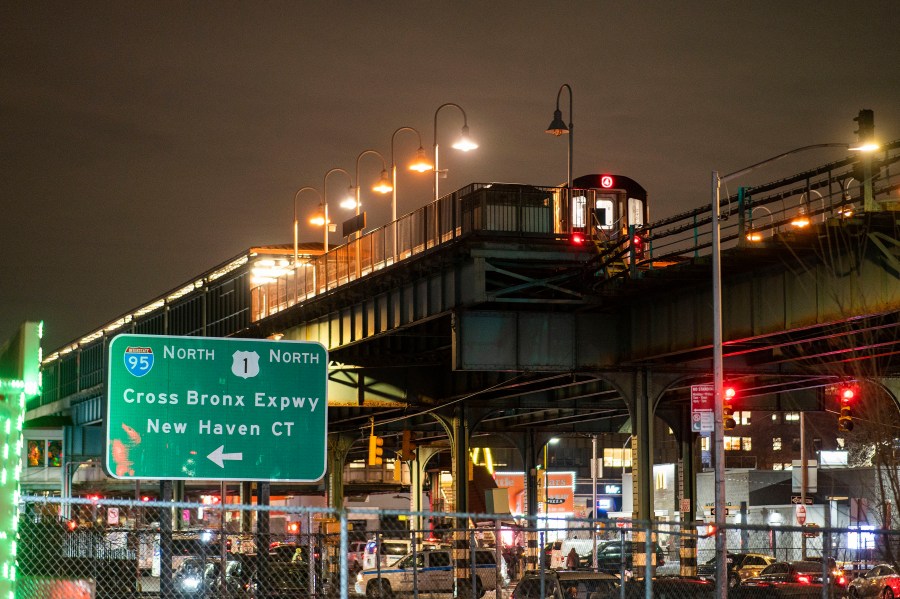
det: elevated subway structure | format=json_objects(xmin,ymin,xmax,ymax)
[{"xmin": 29, "ymin": 143, "xmax": 900, "ymax": 571}]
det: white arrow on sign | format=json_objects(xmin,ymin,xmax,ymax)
[{"xmin": 207, "ymin": 445, "xmax": 243, "ymax": 468}]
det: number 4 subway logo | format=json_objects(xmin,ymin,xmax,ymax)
[{"xmin": 123, "ymin": 346, "xmax": 154, "ymax": 377}]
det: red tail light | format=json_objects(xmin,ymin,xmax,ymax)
[
  {"xmin": 836, "ymin": 575, "xmax": 847, "ymax": 586},
  {"xmin": 571, "ymin": 232, "xmax": 586, "ymax": 245},
  {"xmin": 795, "ymin": 574, "xmax": 811, "ymax": 584}
]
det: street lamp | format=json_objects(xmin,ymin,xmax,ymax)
[
  {"xmin": 545, "ymin": 83, "xmax": 574, "ymax": 192},
  {"xmin": 390, "ymin": 126, "xmax": 432, "ymax": 223},
  {"xmin": 353, "ymin": 149, "xmax": 393, "ymax": 234},
  {"xmin": 710, "ymin": 140, "xmax": 877, "ymax": 599},
  {"xmin": 293, "ymin": 186, "xmax": 323, "ymax": 265},
  {"xmin": 312, "ymin": 168, "xmax": 354, "ymax": 253},
  {"xmin": 433, "ymin": 102, "xmax": 478, "ymax": 202}
]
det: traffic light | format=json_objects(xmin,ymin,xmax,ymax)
[
  {"xmin": 368, "ymin": 434, "xmax": 384, "ymax": 466},
  {"xmin": 838, "ymin": 385, "xmax": 855, "ymax": 432},
  {"xmin": 400, "ymin": 430, "xmax": 417, "ymax": 461},
  {"xmin": 723, "ymin": 386, "xmax": 737, "ymax": 431},
  {"xmin": 853, "ymin": 109, "xmax": 875, "ymax": 145}
]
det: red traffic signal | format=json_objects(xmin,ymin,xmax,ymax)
[
  {"xmin": 837, "ymin": 384, "xmax": 856, "ymax": 432},
  {"xmin": 723, "ymin": 385, "xmax": 737, "ymax": 430},
  {"xmin": 839, "ymin": 386, "xmax": 855, "ymax": 403}
]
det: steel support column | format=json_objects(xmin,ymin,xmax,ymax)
[
  {"xmin": 679, "ymin": 404, "xmax": 699, "ymax": 577},
  {"xmin": 326, "ymin": 434, "xmax": 356, "ymax": 512}
]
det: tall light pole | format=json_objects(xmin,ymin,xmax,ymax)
[
  {"xmin": 545, "ymin": 83, "xmax": 574, "ymax": 192},
  {"xmin": 353, "ymin": 149, "xmax": 393, "ymax": 232},
  {"xmin": 711, "ymin": 139, "xmax": 876, "ymax": 599},
  {"xmin": 293, "ymin": 186, "xmax": 322, "ymax": 265},
  {"xmin": 433, "ymin": 103, "xmax": 478, "ymax": 202},
  {"xmin": 390, "ymin": 126, "xmax": 432, "ymax": 223},
  {"xmin": 316, "ymin": 167, "xmax": 354, "ymax": 253}
]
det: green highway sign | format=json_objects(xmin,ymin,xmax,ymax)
[{"xmin": 106, "ymin": 334, "xmax": 327, "ymax": 482}]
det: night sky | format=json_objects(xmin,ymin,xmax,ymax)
[{"xmin": 2, "ymin": 2, "xmax": 898, "ymax": 352}]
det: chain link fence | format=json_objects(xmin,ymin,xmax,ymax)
[{"xmin": 14, "ymin": 496, "xmax": 900, "ymax": 599}]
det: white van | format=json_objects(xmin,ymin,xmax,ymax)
[
  {"xmin": 357, "ymin": 548, "xmax": 498, "ymax": 597},
  {"xmin": 550, "ymin": 538, "xmax": 599, "ymax": 570},
  {"xmin": 362, "ymin": 539, "xmax": 412, "ymax": 570}
]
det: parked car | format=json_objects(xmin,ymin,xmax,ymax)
[
  {"xmin": 849, "ymin": 564, "xmax": 900, "ymax": 599},
  {"xmin": 613, "ymin": 577, "xmax": 717, "ymax": 599},
  {"xmin": 740, "ymin": 561, "xmax": 849, "ymax": 598},
  {"xmin": 697, "ymin": 553, "xmax": 777, "ymax": 588},
  {"xmin": 543, "ymin": 541, "xmax": 563, "ymax": 569},
  {"xmin": 348, "ymin": 540, "xmax": 368, "ymax": 573},
  {"xmin": 362, "ymin": 538, "xmax": 446, "ymax": 571},
  {"xmin": 550, "ymin": 539, "xmax": 601, "ymax": 570},
  {"xmin": 594, "ymin": 541, "xmax": 666, "ymax": 574},
  {"xmin": 512, "ymin": 570, "xmax": 619, "ymax": 599},
  {"xmin": 357, "ymin": 548, "xmax": 498, "ymax": 598},
  {"xmin": 362, "ymin": 538, "xmax": 412, "ymax": 570},
  {"xmin": 173, "ymin": 555, "xmax": 250, "ymax": 598}
]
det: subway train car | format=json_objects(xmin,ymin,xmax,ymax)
[{"xmin": 570, "ymin": 174, "xmax": 649, "ymax": 241}]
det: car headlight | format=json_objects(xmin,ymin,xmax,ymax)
[{"xmin": 181, "ymin": 576, "xmax": 202, "ymax": 591}]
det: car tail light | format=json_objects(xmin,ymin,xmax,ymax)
[
  {"xmin": 795, "ymin": 574, "xmax": 811, "ymax": 584},
  {"xmin": 835, "ymin": 574, "xmax": 847, "ymax": 587}
]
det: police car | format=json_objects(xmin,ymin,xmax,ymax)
[{"xmin": 357, "ymin": 548, "xmax": 498, "ymax": 598}]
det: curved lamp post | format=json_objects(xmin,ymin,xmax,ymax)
[
  {"xmin": 313, "ymin": 168, "xmax": 354, "ymax": 253},
  {"xmin": 293, "ymin": 186, "xmax": 323, "ymax": 265},
  {"xmin": 545, "ymin": 83, "xmax": 574, "ymax": 191},
  {"xmin": 353, "ymin": 149, "xmax": 393, "ymax": 232},
  {"xmin": 433, "ymin": 103, "xmax": 478, "ymax": 202},
  {"xmin": 710, "ymin": 140, "xmax": 877, "ymax": 599},
  {"xmin": 391, "ymin": 126, "xmax": 432, "ymax": 222}
]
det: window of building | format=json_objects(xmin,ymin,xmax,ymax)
[
  {"xmin": 603, "ymin": 448, "xmax": 632, "ymax": 469},
  {"xmin": 724, "ymin": 436, "xmax": 751, "ymax": 451},
  {"xmin": 737, "ymin": 411, "xmax": 751, "ymax": 425},
  {"xmin": 771, "ymin": 414, "xmax": 779, "ymax": 422},
  {"xmin": 772, "ymin": 463, "xmax": 783, "ymax": 470},
  {"xmin": 792, "ymin": 437, "xmax": 801, "ymax": 452},
  {"xmin": 837, "ymin": 438, "xmax": 845, "ymax": 449},
  {"xmin": 783, "ymin": 463, "xmax": 793, "ymax": 470},
  {"xmin": 701, "ymin": 437, "xmax": 710, "ymax": 452},
  {"xmin": 773, "ymin": 437, "xmax": 782, "ymax": 451},
  {"xmin": 785, "ymin": 412, "xmax": 800, "ymax": 422},
  {"xmin": 26, "ymin": 439, "xmax": 62, "ymax": 468}
]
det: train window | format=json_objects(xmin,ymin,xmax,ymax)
[
  {"xmin": 594, "ymin": 197, "xmax": 614, "ymax": 229},
  {"xmin": 572, "ymin": 195, "xmax": 588, "ymax": 228},
  {"xmin": 628, "ymin": 197, "xmax": 644, "ymax": 227}
]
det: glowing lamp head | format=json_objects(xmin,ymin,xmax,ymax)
[
  {"xmin": 545, "ymin": 109, "xmax": 569, "ymax": 136},
  {"xmin": 840, "ymin": 386, "xmax": 855, "ymax": 403},
  {"xmin": 372, "ymin": 169, "xmax": 393, "ymax": 194},
  {"xmin": 452, "ymin": 125, "xmax": 478, "ymax": 152},
  {"xmin": 409, "ymin": 147, "xmax": 433, "ymax": 173}
]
